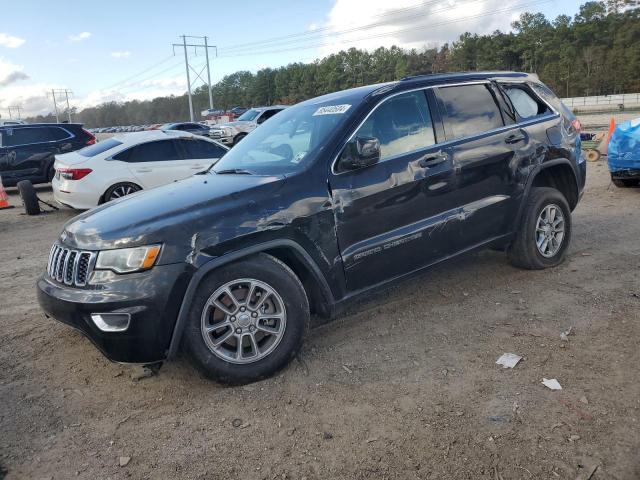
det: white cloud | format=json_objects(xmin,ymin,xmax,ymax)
[
  {"xmin": 0, "ymin": 32, "xmax": 26, "ymax": 48},
  {"xmin": 68, "ymin": 31, "xmax": 92, "ymax": 42},
  {"xmin": 0, "ymin": 83, "xmax": 62, "ymax": 118},
  {"xmin": 0, "ymin": 58, "xmax": 29, "ymax": 87},
  {"xmin": 110, "ymin": 51, "xmax": 131, "ymax": 59},
  {"xmin": 78, "ymin": 74, "xmax": 186, "ymax": 109},
  {"xmin": 319, "ymin": 0, "xmax": 532, "ymax": 55}
]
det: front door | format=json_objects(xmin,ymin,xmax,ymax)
[{"xmin": 329, "ymin": 89, "xmax": 459, "ymax": 293}]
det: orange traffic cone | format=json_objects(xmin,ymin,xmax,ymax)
[
  {"xmin": 600, "ymin": 117, "xmax": 616, "ymax": 155},
  {"xmin": 0, "ymin": 176, "xmax": 14, "ymax": 210}
]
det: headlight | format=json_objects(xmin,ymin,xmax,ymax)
[{"xmin": 95, "ymin": 245, "xmax": 161, "ymax": 274}]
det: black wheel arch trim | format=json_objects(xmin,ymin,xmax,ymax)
[
  {"xmin": 515, "ymin": 157, "xmax": 579, "ymax": 228},
  {"xmin": 166, "ymin": 239, "xmax": 334, "ymax": 359}
]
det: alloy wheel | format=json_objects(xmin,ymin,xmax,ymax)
[
  {"xmin": 109, "ymin": 184, "xmax": 138, "ymax": 201},
  {"xmin": 535, "ymin": 203, "xmax": 565, "ymax": 258},
  {"xmin": 200, "ymin": 278, "xmax": 287, "ymax": 364}
]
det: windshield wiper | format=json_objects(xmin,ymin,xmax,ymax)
[{"xmin": 215, "ymin": 168, "xmax": 253, "ymax": 175}]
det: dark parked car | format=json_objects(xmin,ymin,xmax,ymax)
[
  {"xmin": 38, "ymin": 72, "xmax": 585, "ymax": 384},
  {"xmin": 230, "ymin": 106, "xmax": 248, "ymax": 117},
  {"xmin": 0, "ymin": 123, "xmax": 95, "ymax": 186},
  {"xmin": 160, "ymin": 122, "xmax": 212, "ymax": 137}
]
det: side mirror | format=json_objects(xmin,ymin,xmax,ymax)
[{"xmin": 339, "ymin": 136, "xmax": 381, "ymax": 171}]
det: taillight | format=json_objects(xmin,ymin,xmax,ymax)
[
  {"xmin": 58, "ymin": 168, "xmax": 92, "ymax": 180},
  {"xmin": 83, "ymin": 129, "xmax": 96, "ymax": 145},
  {"xmin": 571, "ymin": 119, "xmax": 582, "ymax": 133}
]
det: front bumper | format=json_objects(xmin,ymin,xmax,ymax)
[
  {"xmin": 209, "ymin": 132, "xmax": 234, "ymax": 145},
  {"xmin": 37, "ymin": 262, "xmax": 192, "ymax": 363}
]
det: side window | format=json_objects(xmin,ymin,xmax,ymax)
[
  {"xmin": 178, "ymin": 139, "xmax": 226, "ymax": 159},
  {"xmin": 48, "ymin": 127, "xmax": 71, "ymax": 141},
  {"xmin": 352, "ymin": 90, "xmax": 435, "ymax": 161},
  {"xmin": 257, "ymin": 109, "xmax": 281, "ymax": 124},
  {"xmin": 502, "ymin": 85, "xmax": 550, "ymax": 119},
  {"xmin": 2, "ymin": 127, "xmax": 54, "ymax": 147},
  {"xmin": 437, "ymin": 84, "xmax": 504, "ymax": 140},
  {"xmin": 126, "ymin": 140, "xmax": 181, "ymax": 163}
]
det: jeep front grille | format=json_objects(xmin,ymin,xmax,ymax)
[{"xmin": 47, "ymin": 244, "xmax": 96, "ymax": 287}]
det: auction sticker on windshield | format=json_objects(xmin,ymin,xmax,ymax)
[{"xmin": 313, "ymin": 104, "xmax": 351, "ymax": 116}]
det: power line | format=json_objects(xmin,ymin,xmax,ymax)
[
  {"xmin": 217, "ymin": 0, "xmax": 460, "ymax": 54},
  {"xmin": 218, "ymin": 0, "xmax": 551, "ymax": 58},
  {"xmin": 101, "ymin": 55, "xmax": 176, "ymax": 91},
  {"xmin": 116, "ymin": 60, "xmax": 184, "ymax": 92}
]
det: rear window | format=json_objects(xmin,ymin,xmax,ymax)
[
  {"xmin": 437, "ymin": 84, "xmax": 504, "ymax": 140},
  {"xmin": 502, "ymin": 85, "xmax": 551, "ymax": 119},
  {"xmin": 78, "ymin": 138, "xmax": 123, "ymax": 157},
  {"xmin": 48, "ymin": 127, "xmax": 72, "ymax": 141}
]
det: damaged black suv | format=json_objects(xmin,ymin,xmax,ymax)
[{"xmin": 38, "ymin": 72, "xmax": 585, "ymax": 384}]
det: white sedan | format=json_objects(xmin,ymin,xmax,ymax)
[{"xmin": 52, "ymin": 130, "xmax": 228, "ymax": 209}]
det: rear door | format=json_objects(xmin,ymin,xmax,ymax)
[
  {"xmin": 0, "ymin": 126, "xmax": 56, "ymax": 182},
  {"xmin": 330, "ymin": 89, "xmax": 459, "ymax": 293},
  {"xmin": 174, "ymin": 138, "xmax": 227, "ymax": 171},
  {"xmin": 433, "ymin": 82, "xmax": 526, "ymax": 249},
  {"xmin": 121, "ymin": 139, "xmax": 189, "ymax": 188}
]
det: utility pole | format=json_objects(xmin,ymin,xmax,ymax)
[
  {"xmin": 8, "ymin": 105, "xmax": 22, "ymax": 119},
  {"xmin": 172, "ymin": 35, "xmax": 217, "ymax": 122},
  {"xmin": 51, "ymin": 89, "xmax": 73, "ymax": 122},
  {"xmin": 50, "ymin": 89, "xmax": 60, "ymax": 123}
]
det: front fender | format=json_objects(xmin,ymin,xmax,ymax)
[{"xmin": 166, "ymin": 238, "xmax": 334, "ymax": 359}]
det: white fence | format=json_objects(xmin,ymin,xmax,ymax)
[{"xmin": 561, "ymin": 93, "xmax": 640, "ymax": 112}]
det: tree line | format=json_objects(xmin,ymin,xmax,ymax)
[{"xmin": 26, "ymin": 1, "xmax": 640, "ymax": 127}]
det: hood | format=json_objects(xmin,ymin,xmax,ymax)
[{"xmin": 61, "ymin": 172, "xmax": 286, "ymax": 254}]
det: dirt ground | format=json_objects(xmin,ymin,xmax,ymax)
[{"xmin": 1, "ymin": 161, "xmax": 639, "ymax": 480}]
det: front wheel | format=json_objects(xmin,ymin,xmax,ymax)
[
  {"xmin": 233, "ymin": 133, "xmax": 247, "ymax": 146},
  {"xmin": 507, "ymin": 187, "xmax": 572, "ymax": 270},
  {"xmin": 182, "ymin": 254, "xmax": 309, "ymax": 385},
  {"xmin": 612, "ymin": 177, "xmax": 639, "ymax": 188}
]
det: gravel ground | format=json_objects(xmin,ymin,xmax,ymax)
[{"xmin": 1, "ymin": 161, "xmax": 639, "ymax": 480}]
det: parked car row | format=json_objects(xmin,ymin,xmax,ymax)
[
  {"xmin": 37, "ymin": 72, "xmax": 587, "ymax": 385},
  {"xmin": 52, "ymin": 130, "xmax": 228, "ymax": 209}
]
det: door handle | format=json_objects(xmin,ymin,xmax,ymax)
[
  {"xmin": 505, "ymin": 132, "xmax": 527, "ymax": 144},
  {"xmin": 191, "ymin": 165, "xmax": 204, "ymax": 170},
  {"xmin": 136, "ymin": 168, "xmax": 152, "ymax": 173},
  {"xmin": 418, "ymin": 152, "xmax": 447, "ymax": 169}
]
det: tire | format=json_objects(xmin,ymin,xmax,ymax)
[
  {"xmin": 47, "ymin": 164, "xmax": 56, "ymax": 182},
  {"xmin": 507, "ymin": 187, "xmax": 571, "ymax": 270},
  {"xmin": 17, "ymin": 180, "xmax": 40, "ymax": 216},
  {"xmin": 612, "ymin": 178, "xmax": 639, "ymax": 188},
  {"xmin": 233, "ymin": 133, "xmax": 247, "ymax": 146},
  {"xmin": 182, "ymin": 253, "xmax": 309, "ymax": 385},
  {"xmin": 103, "ymin": 182, "xmax": 141, "ymax": 203}
]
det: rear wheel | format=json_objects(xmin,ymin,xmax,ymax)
[
  {"xmin": 507, "ymin": 187, "xmax": 571, "ymax": 270},
  {"xmin": 182, "ymin": 254, "xmax": 309, "ymax": 385},
  {"xmin": 104, "ymin": 182, "xmax": 141, "ymax": 202}
]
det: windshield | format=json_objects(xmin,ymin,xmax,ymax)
[
  {"xmin": 213, "ymin": 102, "xmax": 352, "ymax": 175},
  {"xmin": 237, "ymin": 109, "xmax": 260, "ymax": 121}
]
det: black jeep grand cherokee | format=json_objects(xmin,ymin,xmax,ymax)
[{"xmin": 38, "ymin": 72, "xmax": 585, "ymax": 384}]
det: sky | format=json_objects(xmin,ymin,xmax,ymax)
[{"xmin": 1, "ymin": 0, "xmax": 585, "ymax": 118}]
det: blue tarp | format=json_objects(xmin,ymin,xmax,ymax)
[{"xmin": 608, "ymin": 119, "xmax": 640, "ymax": 172}]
